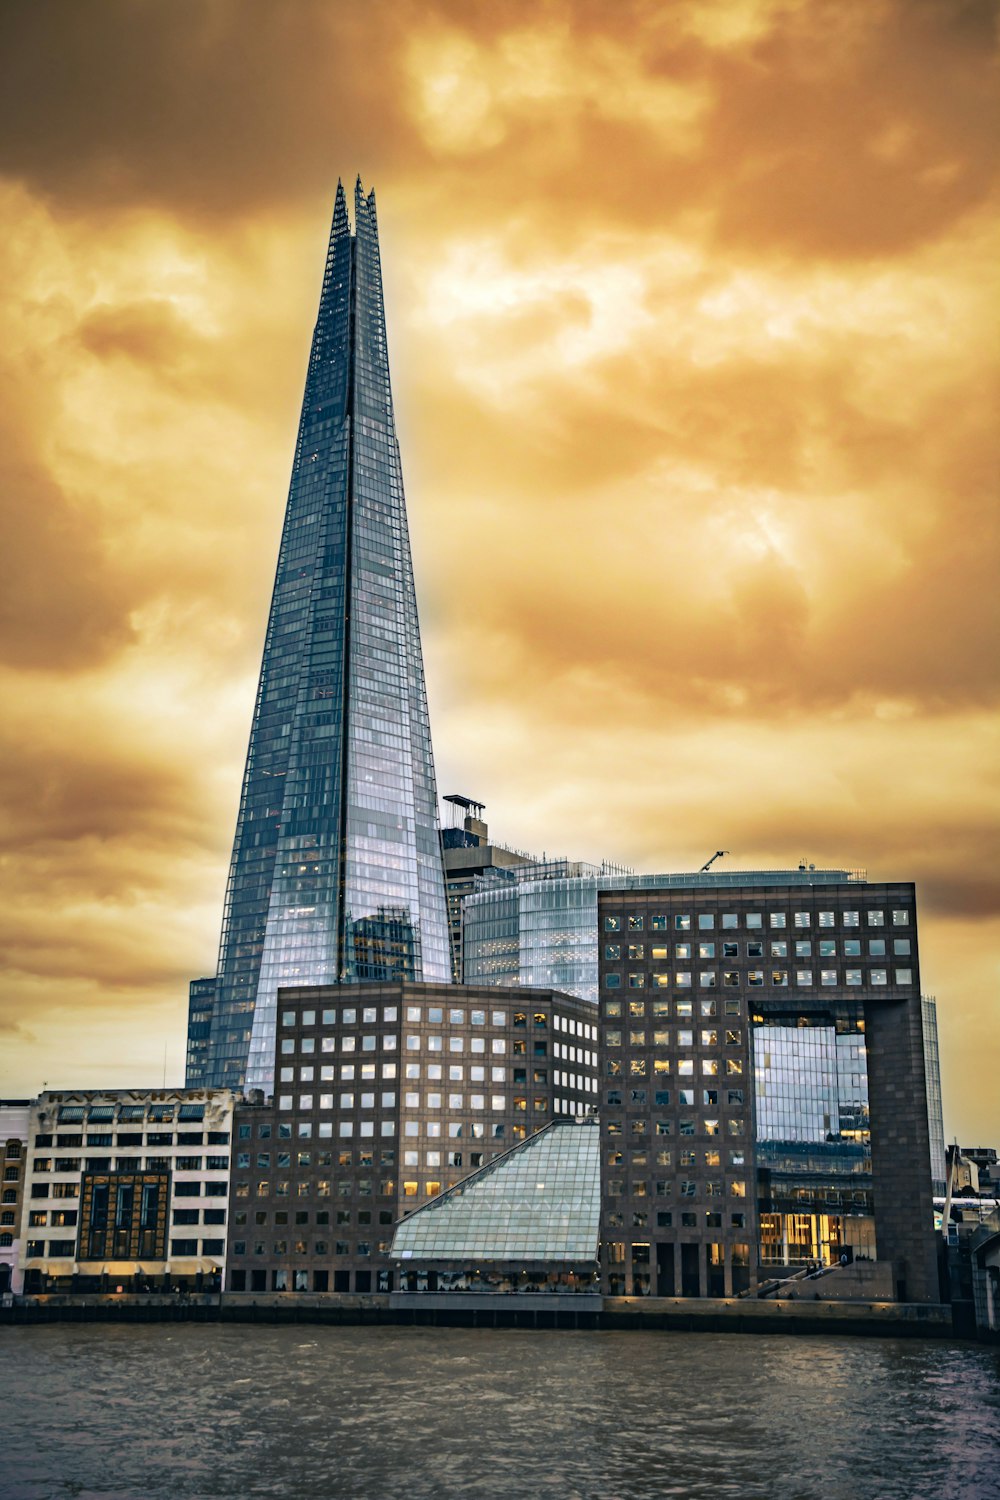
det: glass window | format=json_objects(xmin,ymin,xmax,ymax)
[
  {"xmin": 605, "ymin": 915, "xmax": 621, "ymax": 931},
  {"xmin": 821, "ymin": 969, "xmax": 837, "ymax": 986},
  {"xmin": 675, "ymin": 915, "xmax": 691, "ymax": 931},
  {"xmin": 628, "ymin": 916, "xmax": 643, "ymax": 931},
  {"xmin": 892, "ymin": 910, "xmax": 910, "ymax": 926},
  {"xmin": 605, "ymin": 974, "xmax": 621, "ymax": 989},
  {"xmin": 698, "ymin": 914, "xmax": 714, "ymax": 930},
  {"xmin": 846, "ymin": 969, "xmax": 862, "ymax": 986},
  {"xmin": 867, "ymin": 910, "xmax": 885, "ymax": 926},
  {"xmin": 895, "ymin": 968, "xmax": 913, "ymax": 985},
  {"xmin": 770, "ymin": 913, "xmax": 786, "ymax": 929},
  {"xmin": 872, "ymin": 969, "xmax": 888, "ymax": 985}
]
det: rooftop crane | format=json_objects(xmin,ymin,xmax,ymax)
[{"xmin": 699, "ymin": 850, "xmax": 729, "ymax": 872}]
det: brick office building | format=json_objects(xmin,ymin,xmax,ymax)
[
  {"xmin": 597, "ymin": 874, "xmax": 939, "ymax": 1303},
  {"xmin": 225, "ymin": 981, "xmax": 599, "ymax": 1294}
]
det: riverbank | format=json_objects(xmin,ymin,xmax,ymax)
[{"xmin": 1, "ymin": 1291, "xmax": 963, "ymax": 1338}]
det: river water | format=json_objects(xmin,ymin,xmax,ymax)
[{"xmin": 3, "ymin": 1325, "xmax": 998, "ymax": 1499}]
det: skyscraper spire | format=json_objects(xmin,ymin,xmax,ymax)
[{"xmin": 189, "ymin": 181, "xmax": 451, "ymax": 1092}]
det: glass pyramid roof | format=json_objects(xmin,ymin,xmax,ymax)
[{"xmin": 390, "ymin": 1117, "xmax": 601, "ymax": 1264}]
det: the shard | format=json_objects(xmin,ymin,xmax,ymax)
[{"xmin": 189, "ymin": 179, "xmax": 451, "ymax": 1092}]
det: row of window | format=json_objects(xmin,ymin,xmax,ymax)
[
  {"xmin": 282, "ymin": 1006, "xmax": 590, "ymax": 1033},
  {"xmin": 607, "ymin": 1180, "xmax": 748, "ymax": 1199},
  {"xmin": 31, "ymin": 1155, "xmax": 228, "ymax": 1173},
  {"xmin": 32, "ymin": 1132, "xmax": 230, "ymax": 1148},
  {"xmin": 607, "ymin": 1118, "xmax": 745, "ymax": 1137},
  {"xmin": 606, "ymin": 1213, "xmax": 748, "ymax": 1230},
  {"xmin": 608, "ymin": 1028, "xmax": 742, "ymax": 1048},
  {"xmin": 606, "ymin": 969, "xmax": 912, "ymax": 988},
  {"xmin": 607, "ymin": 1059, "xmax": 745, "ymax": 1079},
  {"xmin": 605, "ymin": 910, "xmax": 910, "ymax": 932},
  {"xmin": 606, "ymin": 998, "xmax": 740, "ymax": 1018},
  {"xmin": 608, "ymin": 1088, "xmax": 744, "ymax": 1108},
  {"xmin": 608, "ymin": 939, "xmax": 911, "ymax": 959}
]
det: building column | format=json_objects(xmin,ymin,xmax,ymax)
[
  {"xmin": 724, "ymin": 1245, "xmax": 733, "ymax": 1298},
  {"xmin": 673, "ymin": 1245, "xmax": 683, "ymax": 1297}
]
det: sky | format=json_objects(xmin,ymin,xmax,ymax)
[{"xmin": 0, "ymin": 0, "xmax": 997, "ymax": 1141}]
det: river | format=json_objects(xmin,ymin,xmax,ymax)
[{"xmin": 3, "ymin": 1325, "xmax": 998, "ymax": 1499}]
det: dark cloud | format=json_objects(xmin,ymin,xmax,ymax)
[{"xmin": 0, "ymin": 0, "xmax": 993, "ymax": 262}]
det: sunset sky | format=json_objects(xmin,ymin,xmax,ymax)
[{"xmin": 0, "ymin": 0, "xmax": 997, "ymax": 1140}]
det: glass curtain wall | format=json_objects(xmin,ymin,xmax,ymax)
[{"xmin": 200, "ymin": 180, "xmax": 450, "ymax": 1093}]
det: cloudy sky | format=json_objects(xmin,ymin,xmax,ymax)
[{"xmin": 0, "ymin": 0, "xmax": 996, "ymax": 1140}]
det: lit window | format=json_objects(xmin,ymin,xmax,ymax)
[
  {"xmin": 892, "ymin": 910, "xmax": 910, "ymax": 926},
  {"xmin": 867, "ymin": 910, "xmax": 885, "ymax": 926},
  {"xmin": 872, "ymin": 969, "xmax": 888, "ymax": 985},
  {"xmin": 895, "ymin": 968, "xmax": 913, "ymax": 985}
]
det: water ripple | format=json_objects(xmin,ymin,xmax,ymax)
[{"xmin": 3, "ymin": 1325, "xmax": 999, "ymax": 1499}]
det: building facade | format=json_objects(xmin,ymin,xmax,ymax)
[
  {"xmin": 18, "ymin": 1089, "xmax": 236, "ymax": 1294},
  {"xmin": 440, "ymin": 797, "xmax": 536, "ymax": 982},
  {"xmin": 462, "ymin": 860, "xmax": 628, "ymax": 1000},
  {"xmin": 191, "ymin": 178, "xmax": 451, "ymax": 1095},
  {"xmin": 224, "ymin": 981, "xmax": 599, "ymax": 1294},
  {"xmin": 922, "ymin": 995, "xmax": 947, "ymax": 1194},
  {"xmin": 596, "ymin": 877, "xmax": 940, "ymax": 1303},
  {"xmin": 1, "ymin": 1100, "xmax": 30, "ymax": 1295}
]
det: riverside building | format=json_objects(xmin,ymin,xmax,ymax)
[
  {"xmin": 224, "ymin": 981, "xmax": 599, "ymax": 1294},
  {"xmin": 596, "ymin": 876, "xmax": 940, "ymax": 1303},
  {"xmin": 1, "ymin": 1100, "xmax": 30, "ymax": 1295},
  {"xmin": 18, "ymin": 1089, "xmax": 236, "ymax": 1295},
  {"xmin": 189, "ymin": 178, "xmax": 451, "ymax": 1095}
]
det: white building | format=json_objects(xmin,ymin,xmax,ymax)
[{"xmin": 19, "ymin": 1088, "xmax": 236, "ymax": 1295}]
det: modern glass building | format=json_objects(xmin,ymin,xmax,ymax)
[
  {"xmin": 190, "ymin": 180, "xmax": 451, "ymax": 1093},
  {"xmin": 463, "ymin": 865, "xmax": 855, "ymax": 1005}
]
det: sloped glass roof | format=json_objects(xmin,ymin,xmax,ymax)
[{"xmin": 390, "ymin": 1117, "xmax": 601, "ymax": 1264}]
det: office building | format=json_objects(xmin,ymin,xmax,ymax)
[
  {"xmin": 922, "ymin": 996, "xmax": 947, "ymax": 1194},
  {"xmin": 462, "ymin": 858, "xmax": 630, "ymax": 1001},
  {"xmin": 18, "ymin": 1089, "xmax": 236, "ymax": 1294},
  {"xmin": 440, "ymin": 797, "xmax": 536, "ymax": 981},
  {"xmin": 224, "ymin": 981, "xmax": 599, "ymax": 1294},
  {"xmin": 596, "ymin": 876, "xmax": 940, "ymax": 1303},
  {"xmin": 190, "ymin": 178, "xmax": 451, "ymax": 1094}
]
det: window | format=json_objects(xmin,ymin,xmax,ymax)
[
  {"xmin": 893, "ymin": 910, "xmax": 910, "ymax": 926},
  {"xmin": 605, "ymin": 915, "xmax": 621, "ymax": 931}
]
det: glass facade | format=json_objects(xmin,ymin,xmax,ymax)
[
  {"xmin": 194, "ymin": 180, "xmax": 450, "ymax": 1092},
  {"xmin": 921, "ymin": 995, "xmax": 947, "ymax": 1193},
  {"xmin": 390, "ymin": 1116, "xmax": 600, "ymax": 1266},
  {"xmin": 753, "ymin": 1002, "xmax": 875, "ymax": 1266}
]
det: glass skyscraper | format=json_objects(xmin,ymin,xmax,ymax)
[{"xmin": 190, "ymin": 179, "xmax": 451, "ymax": 1092}]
